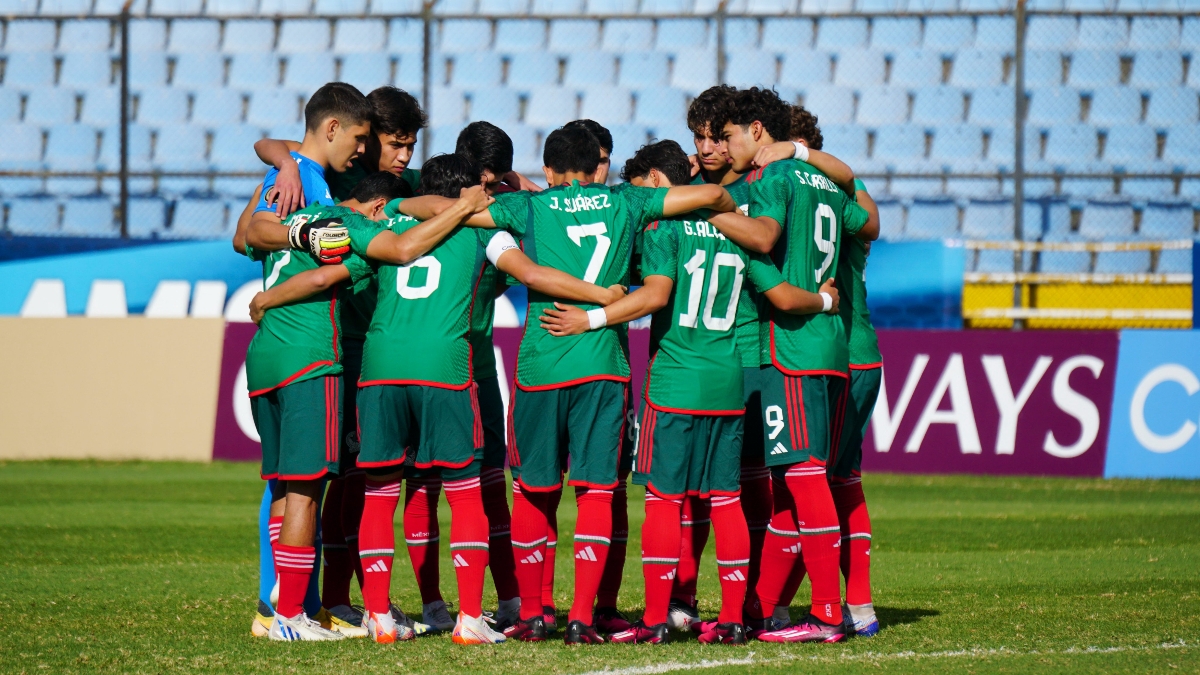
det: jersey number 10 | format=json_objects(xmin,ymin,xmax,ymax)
[{"xmin": 678, "ymin": 249, "xmax": 745, "ymax": 332}]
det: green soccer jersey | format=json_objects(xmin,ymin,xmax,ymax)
[
  {"xmin": 489, "ymin": 181, "xmax": 667, "ymax": 389},
  {"xmin": 244, "ymin": 204, "xmax": 373, "ymax": 395},
  {"xmin": 346, "ymin": 215, "xmax": 502, "ymax": 388},
  {"xmin": 840, "ymin": 179, "xmax": 882, "ymax": 366},
  {"xmin": 748, "ymin": 159, "xmax": 870, "ymax": 375},
  {"xmin": 641, "ymin": 216, "xmax": 785, "ymax": 413},
  {"xmin": 470, "ymin": 263, "xmax": 500, "ymax": 380}
]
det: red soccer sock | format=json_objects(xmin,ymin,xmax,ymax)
[
  {"xmin": 711, "ymin": 495, "xmax": 751, "ymax": 625},
  {"xmin": 832, "ymin": 479, "xmax": 873, "ymax": 606},
  {"xmin": 748, "ymin": 478, "xmax": 801, "ymax": 620},
  {"xmin": 596, "ymin": 477, "xmax": 629, "ymax": 608},
  {"xmin": 568, "ymin": 487, "xmax": 613, "ymax": 625},
  {"xmin": 481, "ymin": 467, "xmax": 519, "ymax": 602},
  {"xmin": 321, "ymin": 478, "xmax": 354, "ymax": 609},
  {"xmin": 358, "ymin": 478, "xmax": 400, "ymax": 614},
  {"xmin": 275, "ymin": 544, "xmax": 316, "ymax": 618},
  {"xmin": 778, "ymin": 552, "xmax": 808, "ymax": 610},
  {"xmin": 672, "ymin": 495, "xmax": 710, "ymax": 604},
  {"xmin": 403, "ymin": 476, "xmax": 443, "ymax": 605},
  {"xmin": 511, "ymin": 483, "xmax": 551, "ymax": 621},
  {"xmin": 541, "ymin": 486, "xmax": 563, "ymax": 610},
  {"xmin": 740, "ymin": 465, "xmax": 773, "ymax": 593},
  {"xmin": 784, "ymin": 463, "xmax": 843, "ymax": 626},
  {"xmin": 340, "ymin": 469, "xmax": 366, "ymax": 590},
  {"xmin": 445, "ymin": 476, "xmax": 489, "ymax": 617},
  {"xmin": 268, "ymin": 515, "xmax": 284, "ymax": 580},
  {"xmin": 640, "ymin": 493, "xmax": 682, "ymax": 627}
]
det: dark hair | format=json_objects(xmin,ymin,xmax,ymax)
[
  {"xmin": 304, "ymin": 82, "xmax": 373, "ymax": 133},
  {"xmin": 367, "ymin": 86, "xmax": 428, "ymax": 137},
  {"xmin": 620, "ymin": 140, "xmax": 691, "ymax": 187},
  {"xmin": 542, "ymin": 126, "xmax": 601, "ymax": 175},
  {"xmin": 455, "ymin": 121, "xmax": 514, "ymax": 175},
  {"xmin": 789, "ymin": 105, "xmax": 824, "ymax": 150},
  {"xmin": 564, "ymin": 119, "xmax": 613, "ymax": 154},
  {"xmin": 686, "ymin": 85, "xmax": 736, "ymax": 137},
  {"xmin": 347, "ymin": 170, "xmax": 408, "ymax": 203},
  {"xmin": 717, "ymin": 87, "xmax": 791, "ymax": 143},
  {"xmin": 417, "ymin": 153, "xmax": 483, "ymax": 198}
]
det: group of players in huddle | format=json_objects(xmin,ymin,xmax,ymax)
[{"xmin": 231, "ymin": 77, "xmax": 882, "ymax": 646}]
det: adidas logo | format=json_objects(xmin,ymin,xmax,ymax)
[
  {"xmin": 520, "ymin": 549, "xmax": 544, "ymax": 564},
  {"xmin": 576, "ymin": 545, "xmax": 598, "ymax": 562},
  {"xmin": 783, "ymin": 543, "xmax": 801, "ymax": 554},
  {"xmin": 659, "ymin": 569, "xmax": 676, "ymax": 580},
  {"xmin": 365, "ymin": 560, "xmax": 389, "ymax": 573},
  {"xmin": 453, "ymin": 554, "xmax": 469, "ymax": 568},
  {"xmin": 770, "ymin": 443, "xmax": 788, "ymax": 455},
  {"xmin": 866, "ymin": 548, "xmax": 871, "ymax": 556},
  {"xmin": 833, "ymin": 539, "xmax": 841, "ymax": 548},
  {"xmin": 721, "ymin": 569, "xmax": 746, "ymax": 582}
]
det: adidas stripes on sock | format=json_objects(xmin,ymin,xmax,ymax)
[
  {"xmin": 832, "ymin": 478, "xmax": 873, "ymax": 606},
  {"xmin": 358, "ymin": 478, "xmax": 400, "ymax": 615},
  {"xmin": 321, "ymin": 478, "xmax": 353, "ymax": 609},
  {"xmin": 267, "ymin": 515, "xmax": 284, "ymax": 588},
  {"xmin": 511, "ymin": 482, "xmax": 551, "ymax": 621},
  {"xmin": 711, "ymin": 495, "xmax": 751, "ymax": 625},
  {"xmin": 403, "ymin": 476, "xmax": 443, "ymax": 605},
  {"xmin": 640, "ymin": 493, "xmax": 682, "ymax": 627},
  {"xmin": 569, "ymin": 487, "xmax": 613, "ymax": 626},
  {"xmin": 445, "ymin": 476, "xmax": 489, "ymax": 618},
  {"xmin": 596, "ymin": 476, "xmax": 629, "ymax": 608},
  {"xmin": 275, "ymin": 544, "xmax": 316, "ymax": 619},
  {"xmin": 673, "ymin": 495, "xmax": 710, "ymax": 605},
  {"xmin": 783, "ymin": 463, "xmax": 843, "ymax": 626},
  {"xmin": 481, "ymin": 466, "xmax": 519, "ymax": 602},
  {"xmin": 541, "ymin": 486, "xmax": 563, "ymax": 611}
]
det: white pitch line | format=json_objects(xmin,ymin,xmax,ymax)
[{"xmin": 574, "ymin": 640, "xmax": 1190, "ymax": 675}]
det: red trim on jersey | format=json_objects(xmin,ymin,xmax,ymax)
[
  {"xmin": 356, "ymin": 457, "xmax": 408, "ymax": 469},
  {"xmin": 414, "ymin": 457, "xmax": 476, "ymax": 470},
  {"xmin": 248, "ymin": 361, "xmax": 337, "ymax": 398},
  {"xmin": 849, "ymin": 362, "xmax": 883, "ymax": 371},
  {"xmin": 645, "ymin": 482, "xmax": 685, "ymax": 501},
  {"xmin": 358, "ymin": 378, "xmax": 472, "ymax": 391},
  {"xmin": 567, "ymin": 478, "xmax": 620, "ymax": 490},
  {"xmin": 514, "ymin": 372, "xmax": 630, "ymax": 392},
  {"xmin": 646, "ymin": 220, "xmax": 660, "ymax": 231},
  {"xmin": 325, "ymin": 377, "xmax": 336, "ymax": 464},
  {"xmin": 516, "ymin": 477, "xmax": 564, "ymax": 493},
  {"xmin": 784, "ymin": 374, "xmax": 801, "ymax": 450},
  {"xmin": 261, "ymin": 472, "xmax": 279, "ymax": 480},
  {"xmin": 277, "ymin": 468, "xmax": 331, "ymax": 481},
  {"xmin": 769, "ymin": 321, "xmax": 851, "ymax": 380}
]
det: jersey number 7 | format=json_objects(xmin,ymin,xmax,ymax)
[{"xmin": 566, "ymin": 222, "xmax": 611, "ymax": 284}]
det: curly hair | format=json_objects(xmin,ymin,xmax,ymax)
[
  {"xmin": 686, "ymin": 85, "xmax": 737, "ymax": 137},
  {"xmin": 789, "ymin": 105, "xmax": 824, "ymax": 150},
  {"xmin": 716, "ymin": 87, "xmax": 791, "ymax": 143}
]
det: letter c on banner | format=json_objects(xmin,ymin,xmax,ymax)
[
  {"xmin": 1129, "ymin": 364, "xmax": 1199, "ymax": 454},
  {"xmin": 233, "ymin": 362, "xmax": 261, "ymax": 443}
]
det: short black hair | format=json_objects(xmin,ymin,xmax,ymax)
[
  {"xmin": 417, "ymin": 153, "xmax": 483, "ymax": 199},
  {"xmin": 789, "ymin": 105, "xmax": 824, "ymax": 150},
  {"xmin": 718, "ymin": 87, "xmax": 791, "ymax": 143},
  {"xmin": 543, "ymin": 126, "xmax": 601, "ymax": 175},
  {"xmin": 564, "ymin": 119, "xmax": 613, "ymax": 154},
  {"xmin": 686, "ymin": 85, "xmax": 736, "ymax": 137},
  {"xmin": 620, "ymin": 139, "xmax": 691, "ymax": 187},
  {"xmin": 367, "ymin": 86, "xmax": 428, "ymax": 137},
  {"xmin": 455, "ymin": 121, "xmax": 514, "ymax": 175},
  {"xmin": 347, "ymin": 170, "xmax": 408, "ymax": 203},
  {"xmin": 304, "ymin": 82, "xmax": 373, "ymax": 133}
]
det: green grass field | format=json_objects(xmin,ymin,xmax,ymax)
[{"xmin": 1, "ymin": 461, "xmax": 1197, "ymax": 674}]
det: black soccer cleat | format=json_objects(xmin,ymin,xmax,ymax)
[
  {"xmin": 695, "ymin": 621, "xmax": 746, "ymax": 645},
  {"xmin": 502, "ymin": 615, "xmax": 548, "ymax": 642},
  {"xmin": 594, "ymin": 606, "xmax": 632, "ymax": 634},
  {"xmin": 610, "ymin": 620, "xmax": 669, "ymax": 644},
  {"xmin": 542, "ymin": 605, "xmax": 559, "ymax": 633},
  {"xmin": 564, "ymin": 619, "xmax": 606, "ymax": 644}
]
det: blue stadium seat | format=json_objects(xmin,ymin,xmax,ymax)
[
  {"xmin": 495, "ymin": 20, "xmax": 546, "ymax": 52},
  {"xmin": 759, "ymin": 19, "xmax": 812, "ymax": 54},
  {"xmin": 59, "ymin": 20, "xmax": 113, "ymax": 53},
  {"xmin": 725, "ymin": 53, "xmax": 778, "ymax": 88},
  {"xmin": 973, "ymin": 16, "xmax": 1016, "ymax": 50},
  {"xmin": 1184, "ymin": 16, "xmax": 1200, "ymax": 49},
  {"xmin": 124, "ymin": 197, "xmax": 167, "ymax": 238},
  {"xmin": 1129, "ymin": 51, "xmax": 1184, "ymax": 87},
  {"xmin": 371, "ymin": 0, "xmax": 421, "ymax": 13},
  {"xmin": 266, "ymin": 123, "xmax": 304, "ymax": 143},
  {"xmin": 1140, "ymin": 201, "xmax": 1193, "ymax": 239},
  {"xmin": 975, "ymin": 248, "xmax": 1031, "ymax": 273},
  {"xmin": 332, "ymin": 20, "xmax": 386, "ymax": 54},
  {"xmin": 222, "ymin": 20, "xmax": 277, "ymax": 53},
  {"xmin": 3, "ymin": 54, "xmax": 56, "ymax": 88},
  {"xmin": 430, "ymin": 0, "xmax": 474, "ymax": 13},
  {"xmin": 0, "ymin": 0, "xmax": 40, "ymax": 16},
  {"xmin": 1129, "ymin": 17, "xmax": 1180, "ymax": 49},
  {"xmin": 1077, "ymin": 16, "xmax": 1128, "ymax": 48},
  {"xmin": 278, "ymin": 20, "xmax": 331, "ymax": 54},
  {"xmin": 167, "ymin": 20, "xmax": 220, "ymax": 54},
  {"xmin": 723, "ymin": 18, "xmax": 759, "ymax": 51},
  {"xmin": 873, "ymin": 197, "xmax": 905, "ymax": 240},
  {"xmin": 136, "ymin": 89, "xmax": 189, "ymax": 126},
  {"xmin": 151, "ymin": 0, "xmax": 203, "ymax": 14},
  {"xmin": 668, "ymin": 49, "xmax": 715, "ymax": 95},
  {"xmin": 395, "ymin": 54, "xmax": 423, "ymax": 89},
  {"xmin": 507, "ymin": 53, "xmax": 560, "ymax": 87},
  {"xmin": 888, "ymin": 176, "xmax": 942, "ymax": 198},
  {"xmin": 153, "ymin": 124, "xmax": 208, "ymax": 171},
  {"xmin": 531, "ymin": 0, "xmax": 583, "ymax": 13},
  {"xmin": 607, "ymin": 124, "xmax": 649, "ymax": 164},
  {"xmin": 210, "ymin": 126, "xmax": 265, "ymax": 171},
  {"xmin": 962, "ymin": 198, "xmax": 1014, "ymax": 239},
  {"xmin": 564, "ymin": 52, "xmax": 616, "ymax": 87},
  {"xmin": 0, "ymin": 90, "xmax": 20, "ymax": 123},
  {"xmin": 638, "ymin": 0, "xmax": 686, "ymax": 14},
  {"xmin": 1121, "ymin": 177, "xmax": 1175, "ymax": 199},
  {"xmin": 924, "ymin": 16, "xmax": 975, "ymax": 50},
  {"xmin": 228, "ymin": 54, "xmax": 281, "ymax": 89},
  {"xmin": 950, "ymin": 51, "xmax": 1005, "ymax": 88},
  {"xmin": 524, "ymin": 88, "xmax": 578, "ymax": 127},
  {"xmin": 1026, "ymin": 88, "xmax": 1080, "ymax": 126},
  {"xmin": 192, "ymin": 89, "xmax": 245, "ymax": 126},
  {"xmin": 507, "ymin": 123, "xmax": 541, "ymax": 173},
  {"xmin": 834, "ymin": 51, "xmax": 885, "ymax": 87},
  {"xmin": 129, "ymin": 55, "xmax": 169, "ymax": 88},
  {"xmin": 4, "ymin": 20, "xmax": 56, "ymax": 51},
  {"xmin": 246, "ymin": 91, "xmax": 302, "ymax": 127},
  {"xmin": 60, "ymin": 54, "xmax": 115, "ymax": 90},
  {"xmin": 24, "ymin": 89, "xmax": 78, "ymax": 126},
  {"xmin": 658, "ymin": 18, "xmax": 712, "ymax": 52},
  {"xmin": 1038, "ymin": 239, "xmax": 1091, "ymax": 273},
  {"xmin": 1041, "ymin": 125, "xmax": 1101, "ymax": 171},
  {"xmin": 856, "ymin": 0, "xmax": 901, "ymax": 11},
  {"xmin": 44, "ymin": 124, "xmax": 98, "ymax": 170},
  {"xmin": 430, "ymin": 88, "xmax": 467, "ymax": 124},
  {"xmin": 968, "ymin": 87, "xmax": 1015, "ymax": 127},
  {"xmin": 314, "ymin": 0, "xmax": 367, "ymax": 12},
  {"xmin": 586, "ymin": 0, "xmax": 637, "ymax": 13},
  {"xmin": 904, "ymin": 198, "xmax": 959, "ymax": 239},
  {"xmin": 1104, "ymin": 125, "xmax": 1161, "ymax": 171},
  {"xmin": 167, "ymin": 199, "xmax": 228, "ymax": 239},
  {"xmin": 634, "ymin": 87, "xmax": 687, "ymax": 127},
  {"xmin": 890, "ymin": 50, "xmax": 943, "ymax": 87},
  {"xmin": 172, "ymin": 54, "xmax": 225, "ymax": 89},
  {"xmin": 385, "ymin": 19, "xmax": 424, "ymax": 55},
  {"xmin": 44, "ymin": 0, "xmax": 98, "ymax": 17},
  {"xmin": 1094, "ymin": 248, "xmax": 1151, "ymax": 274},
  {"xmin": 871, "ymin": 17, "xmax": 921, "ymax": 50},
  {"xmin": 798, "ymin": 0, "xmax": 852, "ymax": 13},
  {"xmin": 7, "ymin": 198, "xmax": 60, "ymax": 236},
  {"xmin": 1068, "ymin": 51, "xmax": 1121, "ymax": 88},
  {"xmin": 130, "ymin": 19, "xmax": 167, "ymax": 53},
  {"xmin": 469, "ymin": 88, "xmax": 520, "ymax": 124},
  {"xmin": 803, "ymin": 87, "xmax": 855, "ymax": 124},
  {"xmin": 601, "ymin": 19, "xmax": 653, "ymax": 52},
  {"xmin": 426, "ymin": 125, "xmax": 459, "ymax": 156},
  {"xmin": 929, "ymin": 125, "xmax": 985, "ymax": 171},
  {"xmin": 1146, "ymin": 88, "xmax": 1199, "ymax": 127},
  {"xmin": 911, "ymin": 87, "xmax": 965, "ymax": 125},
  {"xmin": 580, "ymin": 87, "xmax": 633, "ymax": 126},
  {"xmin": 856, "ymin": 88, "xmax": 908, "ymax": 125},
  {"xmin": 259, "ymin": 0, "xmax": 314, "ymax": 13},
  {"xmin": 1078, "ymin": 198, "xmax": 1134, "ymax": 239},
  {"xmin": 548, "ymin": 19, "xmax": 600, "ymax": 52},
  {"xmin": 984, "ymin": 125, "xmax": 1027, "ymax": 171},
  {"xmin": 1025, "ymin": 51, "xmax": 1064, "ymax": 87},
  {"xmin": 819, "ymin": 124, "xmax": 868, "ymax": 163},
  {"xmin": 872, "ymin": 125, "xmax": 927, "ymax": 169},
  {"xmin": 815, "ymin": 18, "xmax": 868, "ymax": 52},
  {"xmin": 60, "ymin": 197, "xmax": 115, "ymax": 237},
  {"xmin": 205, "ymin": 0, "xmax": 257, "ymax": 14},
  {"xmin": 1026, "ymin": 16, "xmax": 1077, "ymax": 50},
  {"xmin": 778, "ymin": 51, "xmax": 833, "ymax": 88},
  {"xmin": 437, "ymin": 20, "xmax": 491, "ymax": 53},
  {"xmin": 284, "ymin": 54, "xmax": 337, "ymax": 92},
  {"xmin": 1157, "ymin": 247, "xmax": 1192, "ymax": 274},
  {"xmin": 340, "ymin": 54, "xmax": 392, "ymax": 92},
  {"xmin": 99, "ymin": 124, "xmax": 152, "ymax": 171},
  {"xmin": 1061, "ymin": 176, "xmax": 1115, "ymax": 198},
  {"xmin": 1162, "ymin": 127, "xmax": 1200, "ymax": 171},
  {"xmin": 1087, "ymin": 87, "xmax": 1141, "ymax": 125},
  {"xmin": 617, "ymin": 52, "xmax": 669, "ymax": 88}
]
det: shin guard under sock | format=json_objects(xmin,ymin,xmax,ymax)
[
  {"xmin": 568, "ymin": 487, "xmax": 613, "ymax": 625},
  {"xmin": 481, "ymin": 466, "xmax": 519, "ymax": 602},
  {"xmin": 711, "ymin": 495, "xmax": 751, "ymax": 625},
  {"xmin": 511, "ymin": 483, "xmax": 551, "ymax": 621},
  {"xmin": 403, "ymin": 476, "xmax": 443, "ymax": 605},
  {"xmin": 784, "ymin": 464, "xmax": 843, "ymax": 625},
  {"xmin": 596, "ymin": 477, "xmax": 629, "ymax": 608},
  {"xmin": 832, "ymin": 479, "xmax": 872, "ymax": 606},
  {"xmin": 444, "ymin": 476, "xmax": 489, "ymax": 617},
  {"xmin": 640, "ymin": 493, "xmax": 682, "ymax": 627},
  {"xmin": 748, "ymin": 479, "xmax": 800, "ymax": 620},
  {"xmin": 358, "ymin": 479, "xmax": 400, "ymax": 614},
  {"xmin": 739, "ymin": 466, "xmax": 773, "ymax": 594}
]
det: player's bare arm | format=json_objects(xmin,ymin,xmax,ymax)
[
  {"xmin": 247, "ymin": 210, "xmax": 351, "ymax": 264},
  {"xmin": 254, "ymin": 138, "xmax": 305, "ymax": 218},
  {"xmin": 248, "ymin": 264, "xmax": 352, "ymax": 324},
  {"xmin": 365, "ymin": 187, "xmax": 494, "ymax": 264},
  {"xmin": 706, "ymin": 210, "xmax": 782, "ymax": 254},
  {"xmin": 246, "ymin": 210, "xmax": 290, "ymax": 251},
  {"xmin": 494, "ymin": 246, "xmax": 625, "ymax": 308},
  {"xmin": 856, "ymin": 188, "xmax": 881, "ymax": 242},
  {"xmin": 752, "ymin": 142, "xmax": 856, "ymax": 195},
  {"xmin": 539, "ymin": 275, "xmax": 672, "ymax": 337},
  {"xmin": 395, "ymin": 195, "xmax": 498, "ymax": 228},
  {"xmin": 661, "ymin": 183, "xmax": 736, "ymax": 218},
  {"xmin": 232, "ymin": 182, "xmax": 264, "ymax": 255},
  {"xmin": 762, "ymin": 277, "xmax": 839, "ymax": 316}
]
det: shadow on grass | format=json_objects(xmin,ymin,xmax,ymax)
[{"xmin": 875, "ymin": 606, "xmax": 940, "ymax": 628}]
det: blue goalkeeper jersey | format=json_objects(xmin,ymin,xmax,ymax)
[{"xmin": 254, "ymin": 151, "xmax": 334, "ymax": 214}]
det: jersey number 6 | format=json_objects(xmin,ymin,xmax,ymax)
[{"xmin": 396, "ymin": 255, "xmax": 442, "ymax": 299}]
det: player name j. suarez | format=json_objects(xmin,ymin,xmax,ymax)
[{"xmin": 547, "ymin": 193, "xmax": 612, "ymax": 213}]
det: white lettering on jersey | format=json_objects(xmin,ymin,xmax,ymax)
[
  {"xmin": 547, "ymin": 194, "xmax": 611, "ymax": 213},
  {"xmin": 681, "ymin": 220, "xmax": 726, "ymax": 240}
]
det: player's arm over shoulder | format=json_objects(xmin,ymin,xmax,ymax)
[
  {"xmin": 248, "ymin": 263, "xmax": 354, "ymax": 324},
  {"xmin": 852, "ymin": 181, "xmax": 880, "ymax": 241}
]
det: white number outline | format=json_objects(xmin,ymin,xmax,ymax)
[
  {"xmin": 265, "ymin": 251, "xmax": 291, "ymax": 289},
  {"xmin": 677, "ymin": 249, "xmax": 744, "ymax": 332},
  {"xmin": 814, "ymin": 203, "xmax": 837, "ymax": 283},
  {"xmin": 765, "ymin": 405, "xmax": 785, "ymax": 440},
  {"xmin": 565, "ymin": 222, "xmax": 611, "ymax": 284},
  {"xmin": 678, "ymin": 250, "xmax": 706, "ymax": 328},
  {"xmin": 395, "ymin": 255, "xmax": 442, "ymax": 299}
]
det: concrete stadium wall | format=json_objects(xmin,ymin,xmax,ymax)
[{"xmin": 0, "ymin": 318, "xmax": 225, "ymax": 461}]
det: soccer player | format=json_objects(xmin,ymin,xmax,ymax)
[
  {"xmin": 539, "ymin": 139, "xmax": 840, "ymax": 645},
  {"xmin": 708, "ymin": 87, "xmax": 878, "ymax": 643}
]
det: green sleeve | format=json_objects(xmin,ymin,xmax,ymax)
[
  {"xmin": 487, "ymin": 191, "xmax": 530, "ymax": 237},
  {"xmin": 748, "ymin": 173, "xmax": 790, "ymax": 225},
  {"xmin": 342, "ymin": 252, "xmax": 374, "ymax": 289},
  {"xmin": 745, "ymin": 251, "xmax": 785, "ymax": 293},
  {"xmin": 383, "ymin": 197, "xmax": 405, "ymax": 219},
  {"xmin": 853, "ymin": 178, "xmax": 868, "ymax": 194},
  {"xmin": 639, "ymin": 222, "xmax": 678, "ymax": 282},
  {"xmin": 244, "ymin": 243, "xmax": 265, "ymax": 262},
  {"xmin": 619, "ymin": 185, "xmax": 668, "ymax": 228},
  {"xmin": 343, "ymin": 216, "xmax": 387, "ymax": 258},
  {"xmin": 400, "ymin": 168, "xmax": 420, "ymax": 197},
  {"xmin": 841, "ymin": 198, "xmax": 870, "ymax": 237}
]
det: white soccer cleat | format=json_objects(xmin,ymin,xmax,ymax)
[
  {"xmin": 365, "ymin": 608, "xmax": 415, "ymax": 643},
  {"xmin": 423, "ymin": 600, "xmax": 456, "ymax": 633},
  {"xmin": 667, "ymin": 598, "xmax": 699, "ymax": 632},
  {"xmin": 268, "ymin": 612, "xmax": 345, "ymax": 641},
  {"xmin": 451, "ymin": 611, "xmax": 507, "ymax": 645}
]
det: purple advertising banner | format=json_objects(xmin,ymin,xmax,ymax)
[
  {"xmin": 861, "ymin": 330, "xmax": 1119, "ymax": 477},
  {"xmin": 212, "ymin": 322, "xmax": 260, "ymax": 462}
]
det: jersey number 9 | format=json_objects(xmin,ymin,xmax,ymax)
[{"xmin": 814, "ymin": 203, "xmax": 837, "ymax": 284}]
